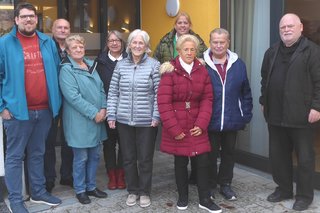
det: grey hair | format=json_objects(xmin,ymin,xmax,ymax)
[
  {"xmin": 209, "ymin": 28, "xmax": 230, "ymax": 41},
  {"xmin": 104, "ymin": 30, "xmax": 126, "ymax": 52},
  {"xmin": 126, "ymin": 29, "xmax": 151, "ymax": 53}
]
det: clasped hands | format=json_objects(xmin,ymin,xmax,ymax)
[
  {"xmin": 174, "ymin": 126, "xmax": 202, "ymax": 140},
  {"xmin": 94, "ymin": 108, "xmax": 107, "ymax": 123}
]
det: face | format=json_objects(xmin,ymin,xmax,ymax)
[
  {"xmin": 107, "ymin": 33, "xmax": 122, "ymax": 55},
  {"xmin": 174, "ymin": 15, "xmax": 191, "ymax": 37},
  {"xmin": 15, "ymin": 8, "xmax": 38, "ymax": 36},
  {"xmin": 178, "ymin": 41, "xmax": 197, "ymax": 64},
  {"xmin": 67, "ymin": 41, "xmax": 85, "ymax": 62},
  {"xmin": 129, "ymin": 35, "xmax": 147, "ymax": 58},
  {"xmin": 52, "ymin": 19, "xmax": 70, "ymax": 41},
  {"xmin": 210, "ymin": 33, "xmax": 229, "ymax": 59},
  {"xmin": 279, "ymin": 14, "xmax": 303, "ymax": 47}
]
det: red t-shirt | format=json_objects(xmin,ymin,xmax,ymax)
[{"xmin": 17, "ymin": 31, "xmax": 49, "ymax": 110}]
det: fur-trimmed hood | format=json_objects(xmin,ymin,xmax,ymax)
[{"xmin": 159, "ymin": 61, "xmax": 175, "ymax": 76}]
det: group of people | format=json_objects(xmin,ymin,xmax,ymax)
[{"xmin": 0, "ymin": 2, "xmax": 318, "ymax": 213}]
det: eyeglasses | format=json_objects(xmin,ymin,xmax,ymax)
[
  {"xmin": 19, "ymin": 14, "xmax": 36, "ymax": 20},
  {"xmin": 108, "ymin": 39, "xmax": 121, "ymax": 44}
]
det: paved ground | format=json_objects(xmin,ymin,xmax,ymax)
[{"xmin": 1, "ymin": 149, "xmax": 320, "ymax": 213}]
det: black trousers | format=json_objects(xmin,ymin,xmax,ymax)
[
  {"xmin": 103, "ymin": 123, "xmax": 122, "ymax": 171},
  {"xmin": 117, "ymin": 122, "xmax": 157, "ymax": 196},
  {"xmin": 208, "ymin": 131, "xmax": 237, "ymax": 188},
  {"xmin": 174, "ymin": 153, "xmax": 210, "ymax": 202},
  {"xmin": 268, "ymin": 124, "xmax": 315, "ymax": 202}
]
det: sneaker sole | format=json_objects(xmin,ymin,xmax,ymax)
[
  {"xmin": 177, "ymin": 205, "xmax": 188, "ymax": 210},
  {"xmin": 199, "ymin": 204, "xmax": 222, "ymax": 213},
  {"xmin": 30, "ymin": 198, "xmax": 61, "ymax": 206},
  {"xmin": 139, "ymin": 202, "xmax": 151, "ymax": 208},
  {"xmin": 126, "ymin": 200, "xmax": 136, "ymax": 206}
]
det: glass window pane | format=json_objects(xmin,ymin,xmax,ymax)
[{"xmin": 0, "ymin": 0, "xmax": 14, "ymax": 36}]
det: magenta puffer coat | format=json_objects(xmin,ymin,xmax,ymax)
[{"xmin": 157, "ymin": 57, "xmax": 213, "ymax": 157}]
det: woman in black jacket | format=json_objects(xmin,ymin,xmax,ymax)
[{"xmin": 95, "ymin": 30, "xmax": 127, "ymax": 190}]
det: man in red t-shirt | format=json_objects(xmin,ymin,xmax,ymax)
[{"xmin": 0, "ymin": 3, "xmax": 62, "ymax": 213}]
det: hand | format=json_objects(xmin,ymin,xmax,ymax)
[
  {"xmin": 108, "ymin": 120, "xmax": 116, "ymax": 129},
  {"xmin": 308, "ymin": 109, "xmax": 320, "ymax": 123},
  {"xmin": 94, "ymin": 110, "xmax": 106, "ymax": 123},
  {"xmin": 151, "ymin": 120, "xmax": 159, "ymax": 127},
  {"xmin": 100, "ymin": 108, "xmax": 107, "ymax": 118},
  {"xmin": 190, "ymin": 126, "xmax": 202, "ymax": 136},
  {"xmin": 1, "ymin": 109, "xmax": 12, "ymax": 120},
  {"xmin": 174, "ymin": 132, "xmax": 185, "ymax": 140}
]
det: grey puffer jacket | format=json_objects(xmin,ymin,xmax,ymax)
[{"xmin": 107, "ymin": 53, "xmax": 160, "ymax": 127}]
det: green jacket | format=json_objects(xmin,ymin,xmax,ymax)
[{"xmin": 153, "ymin": 29, "xmax": 207, "ymax": 64}]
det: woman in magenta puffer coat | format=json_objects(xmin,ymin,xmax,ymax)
[{"xmin": 157, "ymin": 34, "xmax": 222, "ymax": 213}]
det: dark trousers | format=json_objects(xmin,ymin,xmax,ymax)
[
  {"xmin": 268, "ymin": 125, "xmax": 315, "ymax": 202},
  {"xmin": 208, "ymin": 131, "xmax": 237, "ymax": 188},
  {"xmin": 103, "ymin": 123, "xmax": 122, "ymax": 171},
  {"xmin": 174, "ymin": 153, "xmax": 210, "ymax": 202},
  {"xmin": 44, "ymin": 115, "xmax": 73, "ymax": 182},
  {"xmin": 117, "ymin": 123, "xmax": 157, "ymax": 196}
]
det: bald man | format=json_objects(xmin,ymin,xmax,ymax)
[
  {"xmin": 260, "ymin": 13, "xmax": 320, "ymax": 211},
  {"xmin": 44, "ymin": 18, "xmax": 73, "ymax": 193}
]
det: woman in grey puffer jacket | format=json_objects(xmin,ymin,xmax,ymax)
[{"xmin": 107, "ymin": 29, "xmax": 160, "ymax": 208}]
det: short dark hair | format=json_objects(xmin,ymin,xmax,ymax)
[{"xmin": 14, "ymin": 2, "xmax": 37, "ymax": 18}]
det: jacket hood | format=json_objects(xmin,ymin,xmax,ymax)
[
  {"xmin": 159, "ymin": 62, "xmax": 174, "ymax": 76},
  {"xmin": 203, "ymin": 48, "xmax": 238, "ymax": 71}
]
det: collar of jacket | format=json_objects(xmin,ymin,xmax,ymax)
[{"xmin": 127, "ymin": 52, "xmax": 148, "ymax": 64}]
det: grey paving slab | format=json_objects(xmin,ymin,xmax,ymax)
[{"xmin": 2, "ymin": 149, "xmax": 320, "ymax": 213}]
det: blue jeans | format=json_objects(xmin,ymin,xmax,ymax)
[
  {"xmin": 72, "ymin": 145, "xmax": 101, "ymax": 194},
  {"xmin": 3, "ymin": 109, "xmax": 52, "ymax": 204}
]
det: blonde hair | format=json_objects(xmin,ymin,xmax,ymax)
[
  {"xmin": 176, "ymin": 34, "xmax": 199, "ymax": 51},
  {"xmin": 174, "ymin": 12, "xmax": 192, "ymax": 27},
  {"xmin": 65, "ymin": 34, "xmax": 85, "ymax": 50}
]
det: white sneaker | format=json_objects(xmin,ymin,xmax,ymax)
[
  {"xmin": 126, "ymin": 194, "xmax": 138, "ymax": 206},
  {"xmin": 139, "ymin": 195, "xmax": 151, "ymax": 207}
]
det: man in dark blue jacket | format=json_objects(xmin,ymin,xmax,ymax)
[
  {"xmin": 203, "ymin": 28, "xmax": 253, "ymax": 201},
  {"xmin": 260, "ymin": 13, "xmax": 320, "ymax": 211}
]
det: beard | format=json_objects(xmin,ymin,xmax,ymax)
[{"xmin": 17, "ymin": 25, "xmax": 36, "ymax": 37}]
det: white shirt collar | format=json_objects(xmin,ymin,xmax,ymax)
[
  {"xmin": 179, "ymin": 57, "xmax": 193, "ymax": 74},
  {"xmin": 108, "ymin": 51, "xmax": 123, "ymax": 62}
]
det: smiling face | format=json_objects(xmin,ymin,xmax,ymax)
[
  {"xmin": 67, "ymin": 40, "xmax": 85, "ymax": 62},
  {"xmin": 15, "ymin": 8, "xmax": 38, "ymax": 36},
  {"xmin": 178, "ymin": 40, "xmax": 197, "ymax": 64},
  {"xmin": 129, "ymin": 35, "xmax": 147, "ymax": 58},
  {"xmin": 210, "ymin": 32, "xmax": 229, "ymax": 59},
  {"xmin": 279, "ymin": 14, "xmax": 303, "ymax": 47},
  {"xmin": 174, "ymin": 15, "xmax": 191, "ymax": 37},
  {"xmin": 107, "ymin": 33, "xmax": 122, "ymax": 56}
]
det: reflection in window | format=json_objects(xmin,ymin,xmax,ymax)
[{"xmin": 0, "ymin": 1, "xmax": 14, "ymax": 36}]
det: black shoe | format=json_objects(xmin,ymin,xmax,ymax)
[
  {"xmin": 177, "ymin": 197, "xmax": 188, "ymax": 210},
  {"xmin": 293, "ymin": 199, "xmax": 312, "ymax": 211},
  {"xmin": 86, "ymin": 188, "xmax": 108, "ymax": 198},
  {"xmin": 199, "ymin": 198, "xmax": 222, "ymax": 213},
  {"xmin": 219, "ymin": 184, "xmax": 237, "ymax": 201},
  {"xmin": 60, "ymin": 178, "xmax": 73, "ymax": 187},
  {"xmin": 76, "ymin": 192, "xmax": 91, "ymax": 204},
  {"xmin": 46, "ymin": 181, "xmax": 55, "ymax": 193},
  {"xmin": 267, "ymin": 188, "xmax": 293, "ymax": 203}
]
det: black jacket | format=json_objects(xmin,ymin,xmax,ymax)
[{"xmin": 260, "ymin": 36, "xmax": 320, "ymax": 128}]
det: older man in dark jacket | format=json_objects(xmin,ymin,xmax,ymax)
[{"xmin": 260, "ymin": 13, "xmax": 320, "ymax": 211}]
